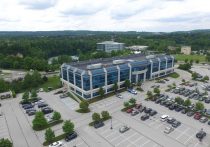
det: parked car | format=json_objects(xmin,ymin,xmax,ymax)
[
  {"xmin": 26, "ymin": 108, "xmax": 36, "ymax": 114},
  {"xmin": 194, "ymin": 113, "xmax": 202, "ymax": 120},
  {"xmin": 127, "ymin": 89, "xmax": 137, "ymax": 95},
  {"xmin": 131, "ymin": 110, "xmax": 139, "ymax": 116},
  {"xmin": 199, "ymin": 117, "xmax": 208, "ymax": 123},
  {"xmin": 172, "ymin": 121, "xmax": 181, "ymax": 128},
  {"xmin": 116, "ymin": 94, "xmax": 123, "ymax": 99},
  {"xmin": 187, "ymin": 111, "xmax": 194, "ymax": 117},
  {"xmin": 208, "ymin": 121, "xmax": 210, "ymax": 125},
  {"xmin": 144, "ymin": 108, "xmax": 152, "ymax": 114},
  {"xmin": 28, "ymin": 110, "xmax": 36, "ymax": 116},
  {"xmin": 38, "ymin": 103, "xmax": 48, "ymax": 108},
  {"xmin": 205, "ymin": 98, "xmax": 210, "ymax": 103},
  {"xmin": 126, "ymin": 108, "xmax": 133, "ymax": 113},
  {"xmin": 164, "ymin": 126, "xmax": 174, "ymax": 134},
  {"xmin": 59, "ymin": 93, "xmax": 68, "ymax": 99},
  {"xmin": 42, "ymin": 107, "xmax": 53, "ymax": 114},
  {"xmin": 138, "ymin": 106, "xmax": 145, "ymax": 113},
  {"xmin": 49, "ymin": 141, "xmax": 63, "ymax": 147},
  {"xmin": 23, "ymin": 104, "xmax": 34, "ymax": 110},
  {"xmin": 161, "ymin": 115, "xmax": 169, "ymax": 122},
  {"xmin": 196, "ymin": 130, "xmax": 206, "ymax": 139},
  {"xmin": 181, "ymin": 109, "xmax": 187, "ymax": 114},
  {"xmin": 119, "ymin": 125, "xmax": 130, "ymax": 133},
  {"xmin": 149, "ymin": 110, "xmax": 157, "ymax": 116},
  {"xmin": 94, "ymin": 121, "xmax": 104, "ymax": 129},
  {"xmin": 65, "ymin": 132, "xmax": 77, "ymax": 142},
  {"xmin": 167, "ymin": 117, "xmax": 176, "ymax": 124},
  {"xmin": 135, "ymin": 104, "xmax": 142, "ymax": 109},
  {"xmin": 175, "ymin": 106, "xmax": 183, "ymax": 112},
  {"xmin": 141, "ymin": 114, "xmax": 150, "ymax": 121}
]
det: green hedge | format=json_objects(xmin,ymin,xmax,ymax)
[
  {"xmin": 89, "ymin": 116, "xmax": 112, "ymax": 126},
  {"xmin": 76, "ymin": 108, "xmax": 90, "ymax": 113},
  {"xmin": 33, "ymin": 120, "xmax": 63, "ymax": 131},
  {"xmin": 43, "ymin": 133, "xmax": 66, "ymax": 146}
]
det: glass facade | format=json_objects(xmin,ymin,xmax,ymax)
[
  {"xmin": 83, "ymin": 74, "xmax": 90, "ymax": 90},
  {"xmin": 75, "ymin": 73, "xmax": 82, "ymax": 88},
  {"xmin": 167, "ymin": 58, "xmax": 173, "ymax": 68},
  {"xmin": 91, "ymin": 69, "xmax": 105, "ymax": 89},
  {"xmin": 160, "ymin": 58, "xmax": 167, "ymax": 70},
  {"xmin": 68, "ymin": 69, "xmax": 74, "ymax": 84},
  {"xmin": 152, "ymin": 59, "xmax": 159, "ymax": 73},
  {"xmin": 107, "ymin": 66, "xmax": 118, "ymax": 85},
  {"xmin": 62, "ymin": 67, "xmax": 67, "ymax": 81},
  {"xmin": 119, "ymin": 64, "xmax": 130, "ymax": 81}
]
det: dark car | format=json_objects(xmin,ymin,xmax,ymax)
[
  {"xmin": 144, "ymin": 108, "xmax": 152, "ymax": 114},
  {"xmin": 149, "ymin": 110, "xmax": 157, "ymax": 116},
  {"xmin": 23, "ymin": 104, "xmax": 34, "ymax": 109},
  {"xmin": 94, "ymin": 121, "xmax": 104, "ymax": 129},
  {"xmin": 167, "ymin": 117, "xmax": 176, "ymax": 124},
  {"xmin": 28, "ymin": 110, "xmax": 36, "ymax": 116},
  {"xmin": 165, "ymin": 101, "xmax": 173, "ymax": 107},
  {"xmin": 26, "ymin": 108, "xmax": 36, "ymax": 114},
  {"xmin": 65, "ymin": 132, "xmax": 77, "ymax": 142},
  {"xmin": 169, "ymin": 105, "xmax": 176, "ymax": 110},
  {"xmin": 38, "ymin": 103, "xmax": 48, "ymax": 108},
  {"xmin": 181, "ymin": 109, "xmax": 187, "ymax": 114},
  {"xmin": 205, "ymin": 99, "xmax": 210, "ymax": 103},
  {"xmin": 141, "ymin": 114, "xmax": 150, "ymax": 121},
  {"xmin": 155, "ymin": 99, "xmax": 162, "ymax": 104},
  {"xmin": 135, "ymin": 104, "xmax": 142, "ymax": 109},
  {"xmin": 208, "ymin": 121, "xmax": 210, "ymax": 125},
  {"xmin": 42, "ymin": 107, "xmax": 53, "ymax": 114},
  {"xmin": 172, "ymin": 121, "xmax": 181, "ymax": 128},
  {"xmin": 187, "ymin": 111, "xmax": 194, "ymax": 117},
  {"xmin": 138, "ymin": 106, "xmax": 145, "ymax": 113},
  {"xmin": 175, "ymin": 106, "xmax": 183, "ymax": 112},
  {"xmin": 196, "ymin": 130, "xmax": 206, "ymax": 139},
  {"xmin": 160, "ymin": 100, "xmax": 167, "ymax": 106}
]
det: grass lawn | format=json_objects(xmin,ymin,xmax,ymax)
[
  {"xmin": 168, "ymin": 72, "xmax": 180, "ymax": 78},
  {"xmin": 40, "ymin": 75, "xmax": 61, "ymax": 91},
  {"xmin": 174, "ymin": 54, "xmax": 206, "ymax": 62}
]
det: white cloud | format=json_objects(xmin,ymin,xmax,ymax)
[{"xmin": 0, "ymin": 0, "xmax": 210, "ymax": 31}]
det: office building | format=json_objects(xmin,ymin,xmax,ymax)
[
  {"xmin": 61, "ymin": 54, "xmax": 175, "ymax": 99},
  {"xmin": 97, "ymin": 41, "xmax": 124, "ymax": 52},
  {"xmin": 181, "ymin": 46, "xmax": 191, "ymax": 55}
]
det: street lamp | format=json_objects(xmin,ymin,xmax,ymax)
[{"xmin": 110, "ymin": 117, "xmax": 113, "ymax": 130}]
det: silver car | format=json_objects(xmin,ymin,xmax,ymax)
[
  {"xmin": 119, "ymin": 125, "xmax": 130, "ymax": 133},
  {"xmin": 164, "ymin": 126, "xmax": 174, "ymax": 134}
]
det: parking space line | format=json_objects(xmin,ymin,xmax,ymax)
[
  {"xmin": 176, "ymin": 128, "xmax": 190, "ymax": 140},
  {"xmin": 115, "ymin": 133, "xmax": 138, "ymax": 147},
  {"xmin": 140, "ymin": 140, "xmax": 150, "ymax": 147},
  {"xmin": 127, "ymin": 136, "xmax": 144, "ymax": 147},
  {"xmin": 184, "ymin": 133, "xmax": 195, "ymax": 145},
  {"xmin": 104, "ymin": 130, "xmax": 117, "ymax": 138},
  {"xmin": 154, "ymin": 122, "xmax": 164, "ymax": 129}
]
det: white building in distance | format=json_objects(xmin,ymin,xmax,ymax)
[
  {"xmin": 126, "ymin": 45, "xmax": 148, "ymax": 54},
  {"xmin": 181, "ymin": 46, "xmax": 191, "ymax": 55},
  {"xmin": 97, "ymin": 41, "xmax": 124, "ymax": 53}
]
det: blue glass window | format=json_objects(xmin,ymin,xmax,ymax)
[
  {"xmin": 68, "ymin": 69, "xmax": 74, "ymax": 84},
  {"xmin": 62, "ymin": 67, "xmax": 67, "ymax": 81},
  {"xmin": 152, "ymin": 59, "xmax": 159, "ymax": 72},
  {"xmin": 83, "ymin": 74, "xmax": 90, "ymax": 90},
  {"xmin": 75, "ymin": 73, "xmax": 82, "ymax": 88},
  {"xmin": 167, "ymin": 59, "xmax": 173, "ymax": 68},
  {"xmin": 91, "ymin": 69, "xmax": 105, "ymax": 89},
  {"xmin": 93, "ymin": 92, "xmax": 99, "ymax": 97},
  {"xmin": 84, "ymin": 94, "xmax": 91, "ymax": 99},
  {"xmin": 119, "ymin": 64, "xmax": 130, "ymax": 81},
  {"xmin": 160, "ymin": 59, "xmax": 166, "ymax": 70},
  {"xmin": 107, "ymin": 66, "xmax": 118, "ymax": 85},
  {"xmin": 76, "ymin": 90, "xmax": 82, "ymax": 96}
]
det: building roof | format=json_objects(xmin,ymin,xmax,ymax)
[
  {"xmin": 97, "ymin": 41, "xmax": 124, "ymax": 45},
  {"xmin": 65, "ymin": 54, "xmax": 172, "ymax": 71}
]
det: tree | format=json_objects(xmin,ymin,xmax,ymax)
[
  {"xmin": 192, "ymin": 72, "xmax": 198, "ymax": 80},
  {"xmin": 112, "ymin": 82, "xmax": 118, "ymax": 93},
  {"xmin": 98, "ymin": 87, "xmax": 105, "ymax": 98},
  {"xmin": 0, "ymin": 138, "xmax": 13, "ymax": 147},
  {"xmin": 52, "ymin": 111, "xmax": 61, "ymax": 121},
  {"xmin": 203, "ymin": 76, "xmax": 209, "ymax": 81},
  {"xmin": 79, "ymin": 101, "xmax": 89, "ymax": 110},
  {"xmin": 22, "ymin": 91, "xmax": 29, "ymax": 102},
  {"xmin": 195, "ymin": 102, "xmax": 204, "ymax": 111},
  {"xmin": 124, "ymin": 79, "xmax": 131, "ymax": 89},
  {"xmin": 190, "ymin": 59, "xmax": 193, "ymax": 65},
  {"xmin": 62, "ymin": 120, "xmax": 74, "ymax": 134},
  {"xmin": 182, "ymin": 79, "xmax": 186, "ymax": 83},
  {"xmin": 0, "ymin": 79, "xmax": 10, "ymax": 93},
  {"xmin": 101, "ymin": 111, "xmax": 110, "ymax": 119},
  {"xmin": 92, "ymin": 112, "xmax": 101, "ymax": 122},
  {"xmin": 129, "ymin": 98, "xmax": 136, "ymax": 105},
  {"xmin": 32, "ymin": 111, "xmax": 48, "ymax": 130},
  {"xmin": 153, "ymin": 88, "xmax": 160, "ymax": 96},
  {"xmin": 184, "ymin": 99, "xmax": 191, "ymax": 107},
  {"xmin": 172, "ymin": 82, "xmax": 176, "ymax": 87},
  {"xmin": 43, "ymin": 76, "xmax": 48, "ymax": 82},
  {"xmin": 31, "ymin": 89, "xmax": 37, "ymax": 98},
  {"xmin": 184, "ymin": 59, "xmax": 188, "ymax": 63},
  {"xmin": 146, "ymin": 91, "xmax": 153, "ymax": 99},
  {"xmin": 175, "ymin": 97, "xmax": 184, "ymax": 105},
  {"xmin": 45, "ymin": 128, "xmax": 55, "ymax": 144},
  {"xmin": 195, "ymin": 59, "xmax": 199, "ymax": 64},
  {"xmin": 12, "ymin": 90, "xmax": 16, "ymax": 98},
  {"xmin": 124, "ymin": 102, "xmax": 129, "ymax": 108}
]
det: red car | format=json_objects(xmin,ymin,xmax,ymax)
[
  {"xmin": 194, "ymin": 113, "xmax": 202, "ymax": 120},
  {"xmin": 126, "ymin": 108, "xmax": 133, "ymax": 113},
  {"xmin": 135, "ymin": 104, "xmax": 142, "ymax": 109}
]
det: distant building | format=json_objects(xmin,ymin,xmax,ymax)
[
  {"xmin": 181, "ymin": 46, "xmax": 191, "ymax": 55},
  {"xmin": 71, "ymin": 56, "xmax": 79, "ymax": 61},
  {"xmin": 97, "ymin": 41, "xmax": 124, "ymax": 52},
  {"xmin": 0, "ymin": 91, "xmax": 12, "ymax": 99},
  {"xmin": 168, "ymin": 46, "xmax": 178, "ymax": 51},
  {"xmin": 126, "ymin": 45, "xmax": 148, "ymax": 54}
]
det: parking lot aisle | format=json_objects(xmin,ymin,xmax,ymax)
[
  {"xmin": 0, "ymin": 116, "xmax": 10, "ymax": 139},
  {"xmin": 113, "ymin": 111, "xmax": 184, "ymax": 147},
  {"xmin": 2, "ymin": 102, "xmax": 29, "ymax": 147},
  {"xmin": 64, "ymin": 136, "xmax": 89, "ymax": 147}
]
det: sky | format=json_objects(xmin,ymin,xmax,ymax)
[{"xmin": 0, "ymin": 0, "xmax": 210, "ymax": 32}]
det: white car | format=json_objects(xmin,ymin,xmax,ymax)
[
  {"xmin": 119, "ymin": 125, "xmax": 130, "ymax": 133},
  {"xmin": 116, "ymin": 94, "xmax": 123, "ymax": 99},
  {"xmin": 160, "ymin": 115, "xmax": 169, "ymax": 122},
  {"xmin": 49, "ymin": 141, "xmax": 63, "ymax": 147},
  {"xmin": 164, "ymin": 126, "xmax": 174, "ymax": 134}
]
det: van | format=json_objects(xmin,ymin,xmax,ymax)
[{"xmin": 160, "ymin": 115, "xmax": 169, "ymax": 121}]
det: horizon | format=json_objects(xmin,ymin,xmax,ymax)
[{"xmin": 0, "ymin": 0, "xmax": 210, "ymax": 32}]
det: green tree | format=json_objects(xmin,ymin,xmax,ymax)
[
  {"xmin": 45, "ymin": 128, "xmax": 55, "ymax": 144},
  {"xmin": 124, "ymin": 102, "xmax": 129, "ymax": 108},
  {"xmin": 0, "ymin": 138, "xmax": 13, "ymax": 147},
  {"xmin": 184, "ymin": 99, "xmax": 191, "ymax": 107},
  {"xmin": 92, "ymin": 112, "xmax": 101, "ymax": 122},
  {"xmin": 184, "ymin": 59, "xmax": 189, "ymax": 63},
  {"xmin": 129, "ymin": 98, "xmax": 136, "ymax": 105},
  {"xmin": 31, "ymin": 89, "xmax": 37, "ymax": 98},
  {"xmin": 101, "ymin": 111, "xmax": 110, "ymax": 119},
  {"xmin": 79, "ymin": 101, "xmax": 89, "ymax": 111},
  {"xmin": 124, "ymin": 79, "xmax": 131, "ymax": 89},
  {"xmin": 0, "ymin": 79, "xmax": 10, "ymax": 93},
  {"xmin": 32, "ymin": 111, "xmax": 48, "ymax": 130},
  {"xmin": 195, "ymin": 59, "xmax": 199, "ymax": 64},
  {"xmin": 98, "ymin": 87, "xmax": 105, "ymax": 98},
  {"xmin": 52, "ymin": 111, "xmax": 61, "ymax": 121},
  {"xmin": 182, "ymin": 79, "xmax": 186, "ymax": 83},
  {"xmin": 22, "ymin": 91, "xmax": 29, "ymax": 102},
  {"xmin": 62, "ymin": 120, "xmax": 74, "ymax": 134},
  {"xmin": 11, "ymin": 90, "xmax": 16, "ymax": 98},
  {"xmin": 153, "ymin": 88, "xmax": 160, "ymax": 96},
  {"xmin": 203, "ymin": 76, "xmax": 209, "ymax": 81},
  {"xmin": 146, "ymin": 91, "xmax": 153, "ymax": 99},
  {"xmin": 175, "ymin": 97, "xmax": 184, "ymax": 105},
  {"xmin": 190, "ymin": 59, "xmax": 193, "ymax": 65},
  {"xmin": 112, "ymin": 82, "xmax": 118, "ymax": 93},
  {"xmin": 195, "ymin": 102, "xmax": 204, "ymax": 111},
  {"xmin": 192, "ymin": 72, "xmax": 198, "ymax": 80}
]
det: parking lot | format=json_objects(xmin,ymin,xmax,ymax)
[
  {"xmin": 0, "ymin": 114, "xmax": 10, "ymax": 140},
  {"xmin": 63, "ymin": 136, "xmax": 88, "ymax": 147},
  {"xmin": 93, "ymin": 118, "xmax": 162, "ymax": 147},
  {"xmin": 123, "ymin": 110, "xmax": 210, "ymax": 147}
]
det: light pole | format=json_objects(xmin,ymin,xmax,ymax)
[{"xmin": 110, "ymin": 117, "xmax": 113, "ymax": 130}]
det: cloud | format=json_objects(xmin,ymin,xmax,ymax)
[{"xmin": 20, "ymin": 0, "xmax": 57, "ymax": 10}]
